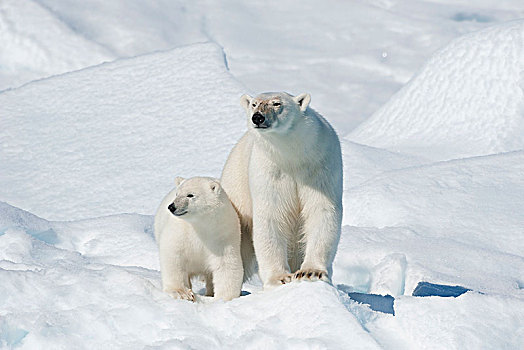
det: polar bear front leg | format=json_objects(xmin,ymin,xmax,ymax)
[
  {"xmin": 212, "ymin": 265, "xmax": 243, "ymax": 301},
  {"xmin": 159, "ymin": 242, "xmax": 195, "ymax": 301},
  {"xmin": 249, "ymin": 152, "xmax": 295, "ymax": 288},
  {"xmin": 161, "ymin": 271, "xmax": 195, "ymax": 302},
  {"xmin": 251, "ymin": 201, "xmax": 294, "ymax": 287},
  {"xmin": 295, "ymin": 185, "xmax": 342, "ymax": 283}
]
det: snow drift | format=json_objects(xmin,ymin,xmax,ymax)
[{"xmin": 349, "ymin": 20, "xmax": 524, "ymax": 160}]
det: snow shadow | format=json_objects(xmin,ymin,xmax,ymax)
[
  {"xmin": 337, "ymin": 284, "xmax": 395, "ymax": 315},
  {"xmin": 412, "ymin": 282, "xmax": 471, "ymax": 297}
]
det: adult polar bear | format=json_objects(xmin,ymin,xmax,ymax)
[{"xmin": 221, "ymin": 92, "xmax": 343, "ymax": 288}]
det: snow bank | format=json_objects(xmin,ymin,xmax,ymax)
[
  {"xmin": 349, "ymin": 20, "xmax": 524, "ymax": 160},
  {"xmin": 0, "ymin": 42, "xmax": 245, "ymax": 221}
]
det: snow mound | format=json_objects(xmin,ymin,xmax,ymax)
[
  {"xmin": 348, "ymin": 20, "xmax": 524, "ymax": 160},
  {"xmin": 0, "ymin": 42, "xmax": 245, "ymax": 221}
]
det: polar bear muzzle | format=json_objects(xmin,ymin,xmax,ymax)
[
  {"xmin": 168, "ymin": 202, "xmax": 187, "ymax": 216},
  {"xmin": 251, "ymin": 112, "xmax": 268, "ymax": 128}
]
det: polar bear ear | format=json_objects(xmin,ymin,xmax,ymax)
[
  {"xmin": 209, "ymin": 180, "xmax": 220, "ymax": 193},
  {"xmin": 294, "ymin": 93, "xmax": 311, "ymax": 112},
  {"xmin": 174, "ymin": 177, "xmax": 185, "ymax": 187},
  {"xmin": 240, "ymin": 94, "xmax": 253, "ymax": 112}
]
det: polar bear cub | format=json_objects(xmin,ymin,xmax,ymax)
[
  {"xmin": 154, "ymin": 176, "xmax": 243, "ymax": 301},
  {"xmin": 221, "ymin": 92, "xmax": 343, "ymax": 289}
]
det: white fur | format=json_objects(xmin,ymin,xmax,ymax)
[
  {"xmin": 221, "ymin": 92, "xmax": 343, "ymax": 288},
  {"xmin": 154, "ymin": 177, "xmax": 243, "ymax": 301}
]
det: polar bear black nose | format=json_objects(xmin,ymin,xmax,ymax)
[
  {"xmin": 252, "ymin": 112, "xmax": 265, "ymax": 126},
  {"xmin": 168, "ymin": 203, "xmax": 176, "ymax": 214}
]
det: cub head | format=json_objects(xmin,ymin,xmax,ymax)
[
  {"xmin": 167, "ymin": 176, "xmax": 225, "ymax": 221},
  {"xmin": 240, "ymin": 92, "xmax": 311, "ymax": 133}
]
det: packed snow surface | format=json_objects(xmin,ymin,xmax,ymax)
[{"xmin": 1, "ymin": 1, "xmax": 524, "ymax": 349}]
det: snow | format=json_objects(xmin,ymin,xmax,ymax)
[
  {"xmin": 1, "ymin": 1, "xmax": 524, "ymax": 349},
  {"xmin": 344, "ymin": 151, "xmax": 524, "ymax": 258},
  {"xmin": 0, "ymin": 0, "xmax": 114, "ymax": 91},
  {"xmin": 371, "ymin": 292, "xmax": 524, "ymax": 349},
  {"xmin": 349, "ymin": 20, "xmax": 524, "ymax": 160},
  {"xmin": 0, "ymin": 42, "xmax": 245, "ymax": 220}
]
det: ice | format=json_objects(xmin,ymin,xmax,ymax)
[{"xmin": 1, "ymin": 2, "xmax": 524, "ymax": 349}]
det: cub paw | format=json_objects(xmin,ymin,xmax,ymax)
[
  {"xmin": 270, "ymin": 273, "xmax": 293, "ymax": 285},
  {"xmin": 166, "ymin": 288, "xmax": 196, "ymax": 302},
  {"xmin": 293, "ymin": 269, "xmax": 328, "ymax": 282}
]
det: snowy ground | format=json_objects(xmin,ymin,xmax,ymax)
[{"xmin": 1, "ymin": 1, "xmax": 524, "ymax": 349}]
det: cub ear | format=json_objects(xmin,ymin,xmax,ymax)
[
  {"xmin": 293, "ymin": 93, "xmax": 311, "ymax": 112},
  {"xmin": 209, "ymin": 180, "xmax": 221, "ymax": 193},
  {"xmin": 174, "ymin": 177, "xmax": 185, "ymax": 187},
  {"xmin": 240, "ymin": 94, "xmax": 253, "ymax": 113}
]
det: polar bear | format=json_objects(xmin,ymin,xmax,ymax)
[
  {"xmin": 221, "ymin": 92, "xmax": 343, "ymax": 288},
  {"xmin": 154, "ymin": 176, "xmax": 243, "ymax": 301}
]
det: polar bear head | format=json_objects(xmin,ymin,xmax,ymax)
[
  {"xmin": 240, "ymin": 92, "xmax": 311, "ymax": 133},
  {"xmin": 167, "ymin": 176, "xmax": 225, "ymax": 221}
]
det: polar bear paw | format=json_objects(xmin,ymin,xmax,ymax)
[
  {"xmin": 166, "ymin": 288, "xmax": 196, "ymax": 302},
  {"xmin": 293, "ymin": 269, "xmax": 329, "ymax": 282},
  {"xmin": 271, "ymin": 273, "xmax": 293, "ymax": 285}
]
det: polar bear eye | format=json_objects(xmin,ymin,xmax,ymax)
[
  {"xmin": 272, "ymin": 102, "xmax": 281, "ymax": 107},
  {"xmin": 251, "ymin": 102, "xmax": 257, "ymax": 108},
  {"xmin": 187, "ymin": 194, "xmax": 194, "ymax": 198}
]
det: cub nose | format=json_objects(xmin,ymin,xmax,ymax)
[
  {"xmin": 252, "ymin": 112, "xmax": 265, "ymax": 126},
  {"xmin": 168, "ymin": 203, "xmax": 176, "ymax": 214}
]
